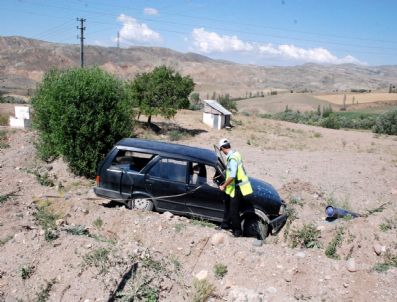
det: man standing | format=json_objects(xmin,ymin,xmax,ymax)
[{"xmin": 218, "ymin": 138, "xmax": 253, "ymax": 237}]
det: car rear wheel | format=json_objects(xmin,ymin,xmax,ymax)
[
  {"xmin": 127, "ymin": 196, "xmax": 154, "ymax": 211},
  {"xmin": 242, "ymin": 215, "xmax": 269, "ymax": 240}
]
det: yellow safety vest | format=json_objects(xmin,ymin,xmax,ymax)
[{"xmin": 225, "ymin": 151, "xmax": 253, "ymax": 198}]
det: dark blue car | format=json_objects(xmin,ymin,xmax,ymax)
[{"xmin": 94, "ymin": 138, "xmax": 287, "ymax": 239}]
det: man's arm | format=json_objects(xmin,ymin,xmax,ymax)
[{"xmin": 219, "ymin": 158, "xmax": 238, "ymax": 191}]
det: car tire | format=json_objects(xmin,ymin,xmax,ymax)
[
  {"xmin": 128, "ymin": 196, "xmax": 154, "ymax": 211},
  {"xmin": 242, "ymin": 215, "xmax": 269, "ymax": 240}
]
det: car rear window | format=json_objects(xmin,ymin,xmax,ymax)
[{"xmin": 112, "ymin": 150, "xmax": 154, "ymax": 171}]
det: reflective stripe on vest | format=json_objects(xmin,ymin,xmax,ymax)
[{"xmin": 225, "ymin": 151, "xmax": 253, "ymax": 198}]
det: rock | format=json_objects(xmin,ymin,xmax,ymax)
[
  {"xmin": 343, "ymin": 283, "xmax": 349, "ymax": 288},
  {"xmin": 295, "ymin": 251, "xmax": 306, "ymax": 258},
  {"xmin": 13, "ymin": 232, "xmax": 25, "ymax": 244},
  {"xmin": 195, "ymin": 270, "xmax": 208, "ymax": 280},
  {"xmin": 346, "ymin": 258, "xmax": 357, "ymax": 272},
  {"xmin": 55, "ymin": 219, "xmax": 65, "ymax": 226},
  {"xmin": 210, "ymin": 233, "xmax": 227, "ymax": 245},
  {"xmin": 252, "ymin": 239, "xmax": 263, "ymax": 247},
  {"xmin": 373, "ymin": 243, "xmax": 382, "ymax": 255},
  {"xmin": 266, "ymin": 287, "xmax": 277, "ymax": 294},
  {"xmin": 284, "ymin": 275, "xmax": 292, "ymax": 282},
  {"xmin": 162, "ymin": 211, "xmax": 174, "ymax": 220},
  {"xmin": 228, "ymin": 287, "xmax": 263, "ymax": 302}
]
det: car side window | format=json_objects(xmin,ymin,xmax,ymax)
[
  {"xmin": 148, "ymin": 158, "xmax": 187, "ymax": 183},
  {"xmin": 111, "ymin": 150, "xmax": 154, "ymax": 172}
]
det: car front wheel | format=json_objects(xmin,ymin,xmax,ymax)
[{"xmin": 242, "ymin": 215, "xmax": 269, "ymax": 240}]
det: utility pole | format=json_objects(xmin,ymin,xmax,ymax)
[{"xmin": 77, "ymin": 18, "xmax": 86, "ymax": 68}]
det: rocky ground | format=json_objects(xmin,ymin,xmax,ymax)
[{"xmin": 0, "ymin": 109, "xmax": 396, "ymax": 301}]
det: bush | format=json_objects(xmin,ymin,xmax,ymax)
[
  {"xmin": 31, "ymin": 67, "xmax": 134, "ymax": 178},
  {"xmin": 320, "ymin": 114, "xmax": 341, "ymax": 129},
  {"xmin": 372, "ymin": 109, "xmax": 397, "ymax": 135},
  {"xmin": 290, "ymin": 223, "xmax": 322, "ymax": 248}
]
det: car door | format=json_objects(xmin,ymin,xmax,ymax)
[
  {"xmin": 186, "ymin": 163, "xmax": 225, "ymax": 221},
  {"xmin": 144, "ymin": 157, "xmax": 190, "ymax": 213}
]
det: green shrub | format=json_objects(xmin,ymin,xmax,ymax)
[
  {"xmin": 320, "ymin": 114, "xmax": 341, "ymax": 129},
  {"xmin": 213, "ymin": 263, "xmax": 228, "ymax": 279},
  {"xmin": 192, "ymin": 279, "xmax": 215, "ymax": 302},
  {"xmin": 290, "ymin": 223, "xmax": 322, "ymax": 248},
  {"xmin": 325, "ymin": 227, "xmax": 344, "ymax": 259},
  {"xmin": 373, "ymin": 109, "xmax": 397, "ymax": 135},
  {"xmin": 31, "ymin": 67, "xmax": 134, "ymax": 178},
  {"xmin": 0, "ymin": 114, "xmax": 8, "ymax": 126}
]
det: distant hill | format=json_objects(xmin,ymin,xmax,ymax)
[{"xmin": 1, "ymin": 36, "xmax": 397, "ymax": 97}]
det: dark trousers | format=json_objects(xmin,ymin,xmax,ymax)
[{"xmin": 222, "ymin": 187, "xmax": 242, "ymax": 232}]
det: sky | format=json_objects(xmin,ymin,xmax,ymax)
[{"xmin": 1, "ymin": 0, "xmax": 397, "ymax": 66}]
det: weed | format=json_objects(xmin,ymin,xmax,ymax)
[
  {"xmin": 290, "ymin": 223, "xmax": 322, "ymax": 249},
  {"xmin": 365, "ymin": 202, "xmax": 390, "ymax": 216},
  {"xmin": 142, "ymin": 255, "xmax": 164, "ymax": 273},
  {"xmin": 290, "ymin": 196, "xmax": 304, "ymax": 207},
  {"xmin": 33, "ymin": 201, "xmax": 59, "ymax": 230},
  {"xmin": 325, "ymin": 227, "xmax": 344, "ymax": 259},
  {"xmin": 20, "ymin": 265, "xmax": 35, "ymax": 280},
  {"xmin": 213, "ymin": 263, "xmax": 228, "ymax": 279},
  {"xmin": 372, "ymin": 250, "xmax": 397, "ymax": 272},
  {"xmin": 65, "ymin": 225, "xmax": 89, "ymax": 236},
  {"xmin": 283, "ymin": 207, "xmax": 298, "ymax": 242},
  {"xmin": 0, "ymin": 129, "xmax": 9, "ymax": 149},
  {"xmin": 313, "ymin": 132, "xmax": 322, "ymax": 138},
  {"xmin": 168, "ymin": 130, "xmax": 187, "ymax": 141},
  {"xmin": 170, "ymin": 256, "xmax": 182, "ymax": 272},
  {"xmin": 35, "ymin": 171, "xmax": 55, "ymax": 187},
  {"xmin": 0, "ymin": 235, "xmax": 13, "ymax": 246},
  {"xmin": 378, "ymin": 217, "xmax": 396, "ymax": 232},
  {"xmin": 190, "ymin": 218, "xmax": 215, "ymax": 228},
  {"xmin": 36, "ymin": 279, "xmax": 56, "ymax": 302},
  {"xmin": 174, "ymin": 223, "xmax": 186, "ymax": 233},
  {"xmin": 192, "ymin": 278, "xmax": 215, "ymax": 302},
  {"xmin": 93, "ymin": 217, "xmax": 103, "ymax": 229},
  {"xmin": 0, "ymin": 194, "xmax": 11, "ymax": 204},
  {"xmin": 89, "ymin": 233, "xmax": 117, "ymax": 245},
  {"xmin": 83, "ymin": 247, "xmax": 111, "ymax": 274}
]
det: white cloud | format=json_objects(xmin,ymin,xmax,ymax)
[
  {"xmin": 260, "ymin": 44, "xmax": 361, "ymax": 64},
  {"xmin": 144, "ymin": 7, "xmax": 159, "ymax": 15},
  {"xmin": 191, "ymin": 28, "xmax": 363, "ymax": 64},
  {"xmin": 192, "ymin": 28, "xmax": 253, "ymax": 53},
  {"xmin": 117, "ymin": 14, "xmax": 161, "ymax": 42}
]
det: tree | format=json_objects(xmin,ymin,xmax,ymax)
[
  {"xmin": 190, "ymin": 92, "xmax": 200, "ymax": 104},
  {"xmin": 31, "ymin": 67, "xmax": 133, "ymax": 178},
  {"xmin": 127, "ymin": 66, "xmax": 194, "ymax": 124}
]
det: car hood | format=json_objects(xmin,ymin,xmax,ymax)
[{"xmin": 243, "ymin": 177, "xmax": 283, "ymax": 215}]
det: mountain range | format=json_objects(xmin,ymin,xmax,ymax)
[{"xmin": 1, "ymin": 36, "xmax": 397, "ymax": 97}]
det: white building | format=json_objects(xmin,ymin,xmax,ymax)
[
  {"xmin": 9, "ymin": 106, "xmax": 31, "ymax": 128},
  {"xmin": 202, "ymin": 100, "xmax": 232, "ymax": 130}
]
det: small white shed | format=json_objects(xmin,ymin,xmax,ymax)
[
  {"xmin": 9, "ymin": 106, "xmax": 31, "ymax": 128},
  {"xmin": 202, "ymin": 100, "xmax": 232, "ymax": 130}
]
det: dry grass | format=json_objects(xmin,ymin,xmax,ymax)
[{"xmin": 315, "ymin": 93, "xmax": 397, "ymax": 105}]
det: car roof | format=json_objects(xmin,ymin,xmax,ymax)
[{"xmin": 116, "ymin": 138, "xmax": 218, "ymax": 165}]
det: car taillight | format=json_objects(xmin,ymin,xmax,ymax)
[{"xmin": 95, "ymin": 175, "xmax": 100, "ymax": 185}]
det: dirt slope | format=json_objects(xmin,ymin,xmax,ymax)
[{"xmin": 0, "ymin": 110, "xmax": 396, "ymax": 301}]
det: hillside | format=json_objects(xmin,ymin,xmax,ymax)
[
  {"xmin": 1, "ymin": 36, "xmax": 397, "ymax": 97},
  {"xmin": 1, "ymin": 110, "xmax": 397, "ymax": 301}
]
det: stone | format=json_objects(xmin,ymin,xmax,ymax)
[
  {"xmin": 252, "ymin": 239, "xmax": 263, "ymax": 247},
  {"xmin": 266, "ymin": 287, "xmax": 277, "ymax": 294},
  {"xmin": 346, "ymin": 258, "xmax": 357, "ymax": 272},
  {"xmin": 162, "ymin": 211, "xmax": 174, "ymax": 220},
  {"xmin": 210, "ymin": 232, "xmax": 227, "ymax": 245},
  {"xmin": 373, "ymin": 243, "xmax": 382, "ymax": 256},
  {"xmin": 195, "ymin": 270, "xmax": 208, "ymax": 280},
  {"xmin": 228, "ymin": 287, "xmax": 263, "ymax": 302},
  {"xmin": 296, "ymin": 251, "xmax": 306, "ymax": 258}
]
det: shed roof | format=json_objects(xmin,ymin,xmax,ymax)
[{"xmin": 204, "ymin": 100, "xmax": 232, "ymax": 115}]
